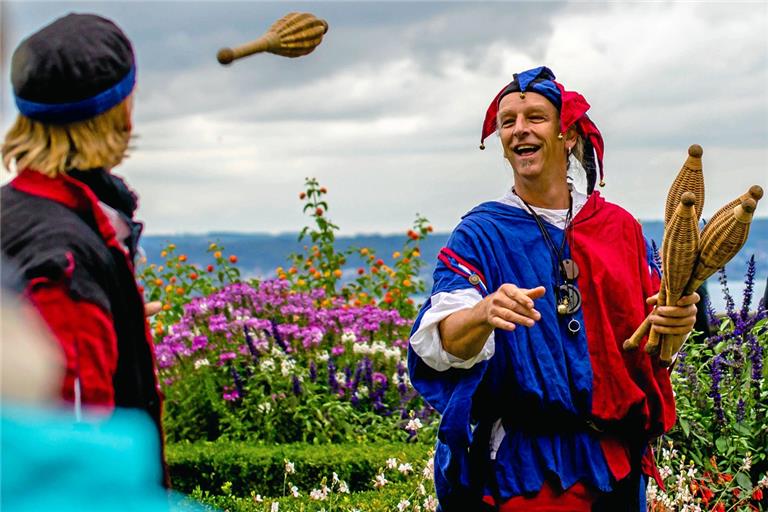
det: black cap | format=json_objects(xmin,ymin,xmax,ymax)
[{"xmin": 11, "ymin": 13, "xmax": 135, "ymax": 123}]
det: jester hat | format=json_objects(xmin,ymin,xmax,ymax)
[{"xmin": 480, "ymin": 66, "xmax": 605, "ymax": 192}]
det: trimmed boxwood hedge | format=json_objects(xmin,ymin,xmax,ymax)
[
  {"xmin": 191, "ymin": 482, "xmax": 426, "ymax": 511},
  {"xmin": 167, "ymin": 441, "xmax": 432, "ymax": 498}
]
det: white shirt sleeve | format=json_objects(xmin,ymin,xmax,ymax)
[{"xmin": 409, "ymin": 288, "xmax": 495, "ymax": 371}]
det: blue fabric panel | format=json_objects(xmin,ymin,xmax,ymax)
[{"xmin": 409, "ymin": 200, "xmax": 611, "ymax": 503}]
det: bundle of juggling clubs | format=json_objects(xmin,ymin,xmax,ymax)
[{"xmin": 623, "ymin": 144, "xmax": 763, "ymax": 366}]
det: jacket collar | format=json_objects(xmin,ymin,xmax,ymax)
[{"xmin": 10, "ymin": 169, "xmax": 120, "ymax": 250}]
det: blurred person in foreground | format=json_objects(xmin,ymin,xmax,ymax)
[
  {"xmin": 1, "ymin": 13, "xmax": 166, "ymax": 483},
  {"xmin": 1, "ymin": 264, "xmax": 189, "ymax": 511},
  {"xmin": 408, "ymin": 67, "xmax": 699, "ymax": 511}
]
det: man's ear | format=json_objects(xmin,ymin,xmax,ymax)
[
  {"xmin": 565, "ymin": 127, "xmax": 579, "ymax": 149},
  {"xmin": 123, "ymin": 94, "xmax": 134, "ymax": 132}
]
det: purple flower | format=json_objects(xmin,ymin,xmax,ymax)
[
  {"xmin": 191, "ymin": 335, "xmax": 208, "ymax": 351},
  {"xmin": 309, "ymin": 360, "xmax": 318, "ymax": 382},
  {"xmin": 331, "ymin": 345, "xmax": 345, "ymax": 356},
  {"xmin": 736, "ymin": 398, "xmax": 745, "ymax": 422},
  {"xmin": 292, "ymin": 375, "xmax": 303, "ymax": 396},
  {"xmin": 709, "ymin": 354, "xmax": 726, "ymax": 427},
  {"xmin": 219, "ymin": 351, "xmax": 237, "ymax": 363},
  {"xmin": 739, "ymin": 256, "xmax": 756, "ymax": 321}
]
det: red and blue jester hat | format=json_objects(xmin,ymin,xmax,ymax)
[{"xmin": 480, "ymin": 66, "xmax": 606, "ymax": 193}]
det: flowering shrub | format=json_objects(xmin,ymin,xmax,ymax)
[
  {"xmin": 142, "ymin": 179, "xmax": 438, "ymax": 444},
  {"xmin": 651, "ymin": 258, "xmax": 768, "ymax": 511},
  {"xmin": 138, "ymin": 242, "xmax": 240, "ymax": 337},
  {"xmin": 280, "ymin": 177, "xmax": 431, "ymax": 319}
]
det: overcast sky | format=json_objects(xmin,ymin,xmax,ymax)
[{"xmin": 2, "ymin": 1, "xmax": 767, "ymax": 235}]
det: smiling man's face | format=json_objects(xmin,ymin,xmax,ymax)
[{"xmin": 498, "ymin": 91, "xmax": 567, "ymax": 183}]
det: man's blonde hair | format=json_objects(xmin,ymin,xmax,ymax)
[{"xmin": 2, "ymin": 98, "xmax": 131, "ymax": 177}]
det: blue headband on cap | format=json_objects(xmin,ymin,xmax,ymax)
[{"xmin": 14, "ymin": 66, "xmax": 135, "ymax": 124}]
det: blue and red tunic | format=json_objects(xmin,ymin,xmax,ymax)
[{"xmin": 408, "ymin": 192, "xmax": 674, "ymax": 508}]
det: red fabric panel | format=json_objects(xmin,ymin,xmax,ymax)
[
  {"xmin": 27, "ymin": 279, "xmax": 118, "ymax": 409},
  {"xmin": 570, "ymin": 192, "xmax": 675, "ymax": 479},
  {"xmin": 484, "ymin": 481, "xmax": 596, "ymax": 511}
]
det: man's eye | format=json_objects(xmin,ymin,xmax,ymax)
[
  {"xmin": 502, "ymin": 118, "xmax": 515, "ymax": 126},
  {"xmin": 529, "ymin": 115, "xmax": 545, "ymax": 122}
]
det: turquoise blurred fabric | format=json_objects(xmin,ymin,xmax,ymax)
[{"xmin": 1, "ymin": 403, "xmax": 203, "ymax": 511}]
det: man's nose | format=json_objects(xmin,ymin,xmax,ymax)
[{"xmin": 512, "ymin": 118, "xmax": 529, "ymax": 137}]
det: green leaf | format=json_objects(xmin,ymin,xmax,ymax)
[
  {"xmin": 735, "ymin": 471, "xmax": 753, "ymax": 491},
  {"xmin": 715, "ymin": 437, "xmax": 728, "ymax": 453},
  {"xmin": 679, "ymin": 417, "xmax": 691, "ymax": 437}
]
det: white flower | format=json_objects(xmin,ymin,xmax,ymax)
[
  {"xmin": 336, "ymin": 371, "xmax": 347, "ymax": 385},
  {"xmin": 386, "ymin": 457, "xmax": 398, "ymax": 470},
  {"xmin": 406, "ymin": 418, "xmax": 423, "ymax": 431},
  {"xmin": 741, "ymin": 453, "xmax": 752, "ymax": 472},
  {"xmin": 338, "ymin": 480, "xmax": 349, "ymax": 494},
  {"xmin": 372, "ymin": 340, "xmax": 387, "ymax": 353},
  {"xmin": 358, "ymin": 385, "xmax": 369, "ymax": 398},
  {"xmin": 422, "ymin": 496, "xmax": 438, "ymax": 512},
  {"xmin": 280, "ymin": 358, "xmax": 296, "ymax": 377},
  {"xmin": 341, "ymin": 330, "xmax": 357, "ymax": 343},
  {"xmin": 270, "ymin": 346, "xmax": 285, "ymax": 358},
  {"xmin": 398, "ymin": 463, "xmax": 413, "ymax": 475},
  {"xmin": 332, "ymin": 472, "xmax": 340, "ymax": 484},
  {"xmin": 422, "ymin": 455, "xmax": 434, "ymax": 480},
  {"xmin": 317, "ymin": 351, "xmax": 330, "ymax": 362},
  {"xmin": 374, "ymin": 473, "xmax": 388, "ymax": 488},
  {"xmin": 290, "ymin": 485, "xmax": 300, "ymax": 498},
  {"xmin": 384, "ymin": 348, "xmax": 402, "ymax": 361},
  {"xmin": 271, "ymin": 503, "xmax": 279, "ymax": 512},
  {"xmin": 759, "ymin": 474, "xmax": 768, "ymax": 488},
  {"xmin": 194, "ymin": 358, "xmax": 210, "ymax": 369},
  {"xmin": 418, "ymin": 483, "xmax": 426, "ymax": 495},
  {"xmin": 310, "ymin": 487, "xmax": 328, "ymax": 500},
  {"xmin": 284, "ymin": 459, "xmax": 295, "ymax": 474},
  {"xmin": 253, "ymin": 494, "xmax": 263, "ymax": 503},
  {"xmin": 659, "ymin": 465, "xmax": 672, "ymax": 480},
  {"xmin": 260, "ymin": 358, "xmax": 276, "ymax": 372},
  {"xmin": 397, "ymin": 499, "xmax": 411, "ymax": 511},
  {"xmin": 257, "ymin": 402, "xmax": 273, "ymax": 414}
]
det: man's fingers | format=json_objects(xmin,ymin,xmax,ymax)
[
  {"xmin": 676, "ymin": 292, "xmax": 700, "ymax": 306},
  {"xmin": 646, "ymin": 293, "xmax": 659, "ymax": 306},
  {"xmin": 649, "ymin": 314, "xmax": 694, "ymax": 328},
  {"xmin": 144, "ymin": 301, "xmax": 162, "ymax": 317},
  {"xmin": 653, "ymin": 305, "xmax": 697, "ymax": 318},
  {"xmin": 488, "ymin": 317, "xmax": 518, "ymax": 332},
  {"xmin": 652, "ymin": 325, "xmax": 694, "ymax": 335},
  {"xmin": 524, "ymin": 286, "xmax": 547, "ymax": 300},
  {"xmin": 492, "ymin": 308, "xmax": 539, "ymax": 327}
]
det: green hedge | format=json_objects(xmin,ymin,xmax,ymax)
[
  {"xmin": 190, "ymin": 482, "xmax": 430, "ymax": 511},
  {"xmin": 167, "ymin": 441, "xmax": 433, "ymax": 498}
]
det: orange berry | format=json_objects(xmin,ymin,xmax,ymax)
[
  {"xmin": 189, "ymin": 273, "xmax": 198, "ymax": 280},
  {"xmin": 229, "ymin": 255, "xmax": 238, "ymax": 264},
  {"xmin": 360, "ymin": 248, "xmax": 369, "ymax": 256},
  {"xmin": 412, "ymin": 251, "xmax": 421, "ymax": 258},
  {"xmin": 427, "ymin": 225, "xmax": 434, "ymax": 232},
  {"xmin": 384, "ymin": 296, "xmax": 393, "ymax": 304},
  {"xmin": 375, "ymin": 258, "xmax": 384, "ymax": 266},
  {"xmin": 165, "ymin": 285, "xmax": 173, "ymax": 293},
  {"xmin": 169, "ymin": 276, "xmax": 177, "ymax": 283},
  {"xmin": 299, "ymin": 192, "xmax": 307, "ymax": 200},
  {"xmin": 402, "ymin": 258, "xmax": 411, "ymax": 264},
  {"xmin": 403, "ymin": 279, "xmax": 412, "ymax": 287},
  {"xmin": 176, "ymin": 287, "xmax": 185, "ymax": 295},
  {"xmin": 333, "ymin": 269, "xmax": 343, "ymax": 278},
  {"xmin": 392, "ymin": 251, "xmax": 401, "ymax": 259},
  {"xmin": 315, "ymin": 207, "xmax": 323, "ymax": 216},
  {"xmin": 162, "ymin": 304, "xmax": 171, "ymax": 311},
  {"xmin": 214, "ymin": 251, "xmax": 222, "ymax": 259},
  {"xmin": 160, "ymin": 251, "xmax": 167, "ymax": 258},
  {"xmin": 289, "ymin": 267, "xmax": 297, "ymax": 274},
  {"xmin": 371, "ymin": 267, "xmax": 379, "ymax": 274},
  {"xmin": 168, "ymin": 244, "xmax": 176, "ymax": 250},
  {"xmin": 319, "ymin": 187, "xmax": 327, "ymax": 194},
  {"xmin": 179, "ymin": 254, "xmax": 187, "ymax": 262},
  {"xmin": 154, "ymin": 279, "xmax": 163, "ymax": 286}
]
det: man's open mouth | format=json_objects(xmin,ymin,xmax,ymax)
[{"xmin": 513, "ymin": 144, "xmax": 541, "ymax": 156}]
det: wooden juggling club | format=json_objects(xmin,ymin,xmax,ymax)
[
  {"xmin": 663, "ymin": 197, "xmax": 759, "ymax": 363},
  {"xmin": 665, "ymin": 144, "xmax": 704, "ymax": 225},
  {"xmin": 217, "ymin": 12, "xmax": 329, "ymax": 64},
  {"xmin": 646, "ymin": 192, "xmax": 699, "ymax": 357}
]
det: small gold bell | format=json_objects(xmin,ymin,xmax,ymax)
[
  {"xmin": 557, "ymin": 303, "xmax": 568, "ymax": 315},
  {"xmin": 599, "ymin": 180, "xmax": 606, "ymax": 188},
  {"xmin": 519, "ymin": 92, "xmax": 526, "ymax": 99}
]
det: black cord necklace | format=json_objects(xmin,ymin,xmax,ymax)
[{"xmin": 513, "ymin": 188, "xmax": 583, "ymax": 334}]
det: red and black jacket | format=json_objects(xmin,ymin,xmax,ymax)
[{"xmin": 1, "ymin": 169, "xmax": 166, "ymax": 479}]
